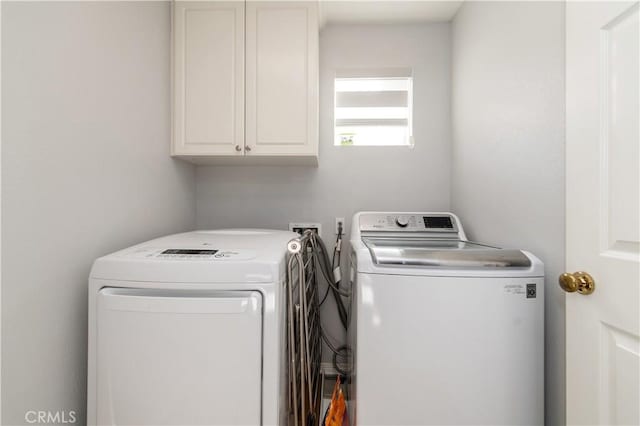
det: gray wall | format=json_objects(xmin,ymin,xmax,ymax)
[
  {"xmin": 451, "ymin": 2, "xmax": 565, "ymax": 425},
  {"xmin": 1, "ymin": 2, "xmax": 195, "ymax": 424},
  {"xmin": 196, "ymin": 23, "xmax": 452, "ymax": 356}
]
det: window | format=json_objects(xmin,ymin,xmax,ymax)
[{"xmin": 334, "ymin": 69, "xmax": 413, "ymax": 146}]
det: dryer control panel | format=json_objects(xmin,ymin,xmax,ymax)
[
  {"xmin": 358, "ymin": 212, "xmax": 461, "ymax": 235},
  {"xmin": 122, "ymin": 247, "xmax": 257, "ymax": 261}
]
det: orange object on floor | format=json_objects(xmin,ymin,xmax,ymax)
[{"xmin": 325, "ymin": 377, "xmax": 347, "ymax": 426}]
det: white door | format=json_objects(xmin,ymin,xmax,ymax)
[
  {"xmin": 245, "ymin": 1, "xmax": 318, "ymax": 156},
  {"xmin": 172, "ymin": 1, "xmax": 245, "ymax": 156},
  {"xmin": 565, "ymin": 2, "xmax": 639, "ymax": 425},
  {"xmin": 96, "ymin": 288, "xmax": 263, "ymax": 425}
]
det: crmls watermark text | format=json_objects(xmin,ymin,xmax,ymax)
[{"xmin": 24, "ymin": 410, "xmax": 77, "ymax": 424}]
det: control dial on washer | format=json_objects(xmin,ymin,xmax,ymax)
[{"xmin": 395, "ymin": 216, "xmax": 410, "ymax": 228}]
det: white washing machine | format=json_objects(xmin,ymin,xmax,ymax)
[
  {"xmin": 349, "ymin": 212, "xmax": 544, "ymax": 426},
  {"xmin": 87, "ymin": 229, "xmax": 297, "ymax": 426}
]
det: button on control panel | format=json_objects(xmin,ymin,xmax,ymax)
[{"xmin": 395, "ymin": 216, "xmax": 410, "ymax": 227}]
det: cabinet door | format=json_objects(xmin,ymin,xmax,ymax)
[
  {"xmin": 172, "ymin": 1, "xmax": 244, "ymax": 156},
  {"xmin": 245, "ymin": 2, "xmax": 319, "ymax": 156}
]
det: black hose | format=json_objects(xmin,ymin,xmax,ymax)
[
  {"xmin": 302, "ymin": 229, "xmax": 353, "ymax": 375},
  {"xmin": 312, "ymin": 232, "xmax": 349, "ymax": 329},
  {"xmin": 332, "ymin": 345, "xmax": 352, "ymax": 376}
]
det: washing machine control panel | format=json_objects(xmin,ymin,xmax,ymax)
[
  {"xmin": 359, "ymin": 213, "xmax": 459, "ymax": 234},
  {"xmin": 156, "ymin": 249, "xmax": 255, "ymax": 260},
  {"xmin": 124, "ymin": 247, "xmax": 256, "ymax": 261},
  {"xmin": 161, "ymin": 249, "xmax": 219, "ymax": 256}
]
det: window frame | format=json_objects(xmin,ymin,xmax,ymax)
[{"xmin": 333, "ymin": 68, "xmax": 414, "ymax": 147}]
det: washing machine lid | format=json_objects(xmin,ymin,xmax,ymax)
[{"xmin": 362, "ymin": 237, "xmax": 532, "ymax": 268}]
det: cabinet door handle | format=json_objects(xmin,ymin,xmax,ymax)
[
  {"xmin": 245, "ymin": 146, "xmax": 252, "ymax": 152},
  {"xmin": 235, "ymin": 145, "xmax": 242, "ymax": 152}
]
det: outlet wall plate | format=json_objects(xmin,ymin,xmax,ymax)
[
  {"xmin": 335, "ymin": 217, "xmax": 345, "ymax": 235},
  {"xmin": 289, "ymin": 222, "xmax": 322, "ymax": 236}
]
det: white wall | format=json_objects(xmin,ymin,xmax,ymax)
[
  {"xmin": 1, "ymin": 2, "xmax": 566, "ymax": 423},
  {"xmin": 196, "ymin": 23, "xmax": 452, "ymax": 356},
  {"xmin": 196, "ymin": 24, "xmax": 452, "ymax": 232},
  {"xmin": 1, "ymin": 2, "xmax": 195, "ymax": 424},
  {"xmin": 451, "ymin": 2, "xmax": 566, "ymax": 425}
]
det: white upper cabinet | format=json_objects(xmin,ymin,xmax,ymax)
[
  {"xmin": 245, "ymin": 2, "xmax": 319, "ymax": 157},
  {"xmin": 172, "ymin": 1, "xmax": 319, "ymax": 165},
  {"xmin": 172, "ymin": 1, "xmax": 245, "ymax": 156}
]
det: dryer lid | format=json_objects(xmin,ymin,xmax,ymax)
[
  {"xmin": 362, "ymin": 238, "xmax": 532, "ymax": 268},
  {"xmin": 89, "ymin": 229, "xmax": 298, "ymax": 283}
]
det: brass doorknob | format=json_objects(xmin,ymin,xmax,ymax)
[{"xmin": 558, "ymin": 271, "xmax": 595, "ymax": 295}]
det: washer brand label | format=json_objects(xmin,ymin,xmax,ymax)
[
  {"xmin": 526, "ymin": 283, "xmax": 537, "ymax": 298},
  {"xmin": 504, "ymin": 284, "xmax": 525, "ymax": 295}
]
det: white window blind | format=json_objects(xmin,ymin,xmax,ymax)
[{"xmin": 334, "ymin": 69, "xmax": 413, "ymax": 146}]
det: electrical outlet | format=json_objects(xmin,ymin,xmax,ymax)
[
  {"xmin": 289, "ymin": 223, "xmax": 321, "ymax": 237},
  {"xmin": 335, "ymin": 217, "xmax": 345, "ymax": 235}
]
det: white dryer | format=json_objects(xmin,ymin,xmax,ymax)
[
  {"xmin": 349, "ymin": 212, "xmax": 544, "ymax": 425},
  {"xmin": 87, "ymin": 229, "xmax": 297, "ymax": 426}
]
